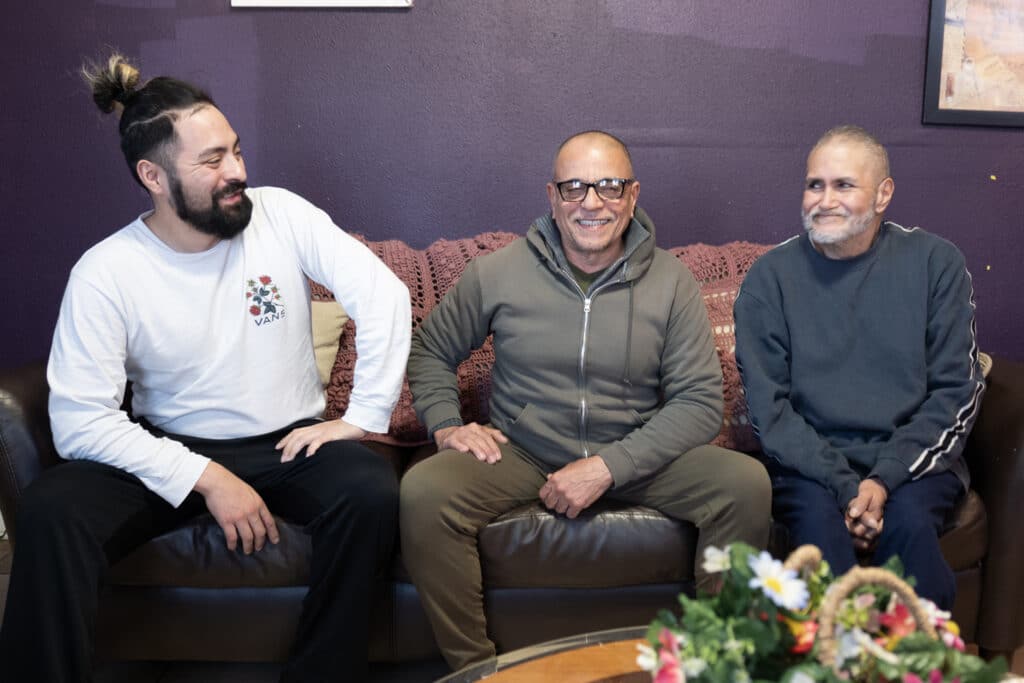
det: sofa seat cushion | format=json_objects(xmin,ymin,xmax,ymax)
[
  {"xmin": 477, "ymin": 500, "xmax": 697, "ymax": 589},
  {"xmin": 939, "ymin": 489, "xmax": 987, "ymax": 571},
  {"xmin": 107, "ymin": 516, "xmax": 311, "ymax": 588}
]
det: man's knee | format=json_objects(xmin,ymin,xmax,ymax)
[
  {"xmin": 399, "ymin": 454, "xmax": 461, "ymax": 530},
  {"xmin": 697, "ymin": 447, "xmax": 771, "ymax": 513},
  {"xmin": 16, "ymin": 462, "xmax": 111, "ymax": 538}
]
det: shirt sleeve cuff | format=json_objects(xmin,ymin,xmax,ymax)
[
  {"xmin": 341, "ymin": 401, "xmax": 393, "ymax": 434},
  {"xmin": 597, "ymin": 443, "xmax": 634, "ymax": 488}
]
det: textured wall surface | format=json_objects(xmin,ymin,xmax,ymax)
[{"xmin": 1, "ymin": 1, "xmax": 1021, "ymax": 366}]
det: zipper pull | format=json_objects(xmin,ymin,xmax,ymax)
[{"xmin": 583, "ymin": 298, "xmax": 591, "ymax": 313}]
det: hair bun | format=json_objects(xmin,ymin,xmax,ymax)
[{"xmin": 83, "ymin": 53, "xmax": 141, "ymax": 114}]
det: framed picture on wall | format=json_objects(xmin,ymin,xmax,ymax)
[
  {"xmin": 231, "ymin": 0, "xmax": 411, "ymax": 6},
  {"xmin": 923, "ymin": 0, "xmax": 1024, "ymax": 127}
]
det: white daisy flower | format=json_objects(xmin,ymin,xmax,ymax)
[
  {"xmin": 702, "ymin": 545, "xmax": 731, "ymax": 574},
  {"xmin": 747, "ymin": 551, "xmax": 809, "ymax": 610}
]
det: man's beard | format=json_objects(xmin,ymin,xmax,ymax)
[
  {"xmin": 168, "ymin": 173, "xmax": 253, "ymax": 240},
  {"xmin": 802, "ymin": 207, "xmax": 875, "ymax": 245}
]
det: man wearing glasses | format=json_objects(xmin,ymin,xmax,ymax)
[{"xmin": 401, "ymin": 130, "xmax": 770, "ymax": 670}]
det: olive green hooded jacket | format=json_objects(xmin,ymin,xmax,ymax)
[{"xmin": 407, "ymin": 208, "xmax": 724, "ymax": 487}]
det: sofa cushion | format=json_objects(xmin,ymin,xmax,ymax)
[
  {"xmin": 478, "ymin": 500, "xmax": 697, "ymax": 588},
  {"xmin": 108, "ymin": 516, "xmax": 311, "ymax": 588}
]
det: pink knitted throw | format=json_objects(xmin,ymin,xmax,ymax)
[{"xmin": 312, "ymin": 235, "xmax": 772, "ymax": 452}]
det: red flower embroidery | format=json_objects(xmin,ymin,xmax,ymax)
[
  {"xmin": 259, "ymin": 275, "xmax": 272, "ymax": 285},
  {"xmin": 249, "ymin": 305, "xmax": 261, "ymax": 316}
]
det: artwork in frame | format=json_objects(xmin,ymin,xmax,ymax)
[
  {"xmin": 923, "ymin": 0, "xmax": 1024, "ymax": 127},
  {"xmin": 231, "ymin": 0, "xmax": 410, "ymax": 7}
]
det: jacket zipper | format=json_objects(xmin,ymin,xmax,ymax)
[{"xmin": 559, "ymin": 270, "xmax": 618, "ymax": 459}]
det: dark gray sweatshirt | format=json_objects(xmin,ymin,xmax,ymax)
[{"xmin": 734, "ymin": 222, "xmax": 984, "ymax": 509}]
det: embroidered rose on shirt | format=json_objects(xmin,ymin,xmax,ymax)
[{"xmin": 246, "ymin": 275, "xmax": 286, "ymax": 327}]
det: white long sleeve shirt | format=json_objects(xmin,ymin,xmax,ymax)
[{"xmin": 48, "ymin": 187, "xmax": 410, "ymax": 506}]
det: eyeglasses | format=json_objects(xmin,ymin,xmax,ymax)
[{"xmin": 554, "ymin": 178, "xmax": 635, "ymax": 202}]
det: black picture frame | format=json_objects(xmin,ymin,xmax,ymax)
[{"xmin": 922, "ymin": 0, "xmax": 1024, "ymax": 128}]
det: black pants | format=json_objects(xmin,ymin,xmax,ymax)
[
  {"xmin": 0, "ymin": 420, "xmax": 398, "ymax": 682},
  {"xmin": 766, "ymin": 460, "xmax": 962, "ymax": 609}
]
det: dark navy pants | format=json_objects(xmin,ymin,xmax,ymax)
[
  {"xmin": 0, "ymin": 419, "xmax": 398, "ymax": 683},
  {"xmin": 766, "ymin": 461, "xmax": 963, "ymax": 609}
]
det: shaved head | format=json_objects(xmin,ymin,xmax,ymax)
[
  {"xmin": 811, "ymin": 125, "xmax": 890, "ymax": 184},
  {"xmin": 553, "ymin": 130, "xmax": 633, "ymax": 179}
]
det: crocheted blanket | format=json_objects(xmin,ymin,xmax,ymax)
[{"xmin": 311, "ymin": 234, "xmax": 771, "ymax": 453}]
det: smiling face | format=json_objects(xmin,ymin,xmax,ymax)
[
  {"xmin": 545, "ymin": 133, "xmax": 639, "ymax": 273},
  {"xmin": 801, "ymin": 137, "xmax": 894, "ymax": 259},
  {"xmin": 165, "ymin": 105, "xmax": 252, "ymax": 239}
]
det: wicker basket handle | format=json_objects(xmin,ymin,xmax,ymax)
[
  {"xmin": 815, "ymin": 566, "xmax": 937, "ymax": 669},
  {"xmin": 783, "ymin": 544, "xmax": 823, "ymax": 574}
]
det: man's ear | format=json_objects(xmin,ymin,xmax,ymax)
[
  {"xmin": 875, "ymin": 177, "xmax": 894, "ymax": 213},
  {"xmin": 545, "ymin": 181, "xmax": 559, "ymax": 213},
  {"xmin": 136, "ymin": 159, "xmax": 167, "ymax": 197}
]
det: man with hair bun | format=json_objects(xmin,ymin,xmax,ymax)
[
  {"xmin": 0, "ymin": 54, "xmax": 410, "ymax": 681},
  {"xmin": 734, "ymin": 125, "xmax": 985, "ymax": 609}
]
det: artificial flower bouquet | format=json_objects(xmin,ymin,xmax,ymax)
[{"xmin": 637, "ymin": 543, "xmax": 1012, "ymax": 683}]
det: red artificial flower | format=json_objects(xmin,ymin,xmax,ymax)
[
  {"xmin": 655, "ymin": 650, "xmax": 683, "ymax": 683},
  {"xmin": 786, "ymin": 617, "xmax": 818, "ymax": 654},
  {"xmin": 880, "ymin": 603, "xmax": 917, "ymax": 641}
]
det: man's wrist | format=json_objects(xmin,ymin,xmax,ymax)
[
  {"xmin": 866, "ymin": 476, "xmax": 889, "ymax": 495},
  {"xmin": 428, "ymin": 418, "xmax": 464, "ymax": 441}
]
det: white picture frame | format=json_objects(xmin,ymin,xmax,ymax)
[{"xmin": 231, "ymin": 0, "xmax": 411, "ymax": 6}]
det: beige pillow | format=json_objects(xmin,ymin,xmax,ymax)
[{"xmin": 311, "ymin": 300, "xmax": 349, "ymax": 388}]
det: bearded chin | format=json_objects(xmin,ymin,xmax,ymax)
[
  {"xmin": 170, "ymin": 180, "xmax": 253, "ymax": 240},
  {"xmin": 192, "ymin": 194, "xmax": 253, "ymax": 240},
  {"xmin": 802, "ymin": 208, "xmax": 875, "ymax": 246}
]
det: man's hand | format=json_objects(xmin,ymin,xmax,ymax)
[
  {"xmin": 194, "ymin": 461, "xmax": 280, "ymax": 554},
  {"xmin": 845, "ymin": 478, "xmax": 888, "ymax": 550},
  {"xmin": 433, "ymin": 423, "xmax": 508, "ymax": 464},
  {"xmin": 275, "ymin": 419, "xmax": 367, "ymax": 462},
  {"xmin": 539, "ymin": 457, "xmax": 613, "ymax": 519}
]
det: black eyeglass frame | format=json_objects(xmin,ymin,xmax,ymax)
[{"xmin": 553, "ymin": 177, "xmax": 636, "ymax": 202}]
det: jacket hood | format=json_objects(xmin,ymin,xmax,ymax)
[{"xmin": 525, "ymin": 206, "xmax": 657, "ymax": 286}]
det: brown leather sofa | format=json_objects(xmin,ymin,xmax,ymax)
[{"xmin": 2, "ymin": 238, "xmax": 1022, "ymax": 675}]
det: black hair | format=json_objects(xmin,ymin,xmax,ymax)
[{"xmin": 82, "ymin": 54, "xmax": 215, "ymax": 187}]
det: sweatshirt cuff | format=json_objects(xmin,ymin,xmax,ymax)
[
  {"xmin": 420, "ymin": 401, "xmax": 465, "ymax": 438},
  {"xmin": 428, "ymin": 417, "xmax": 464, "ymax": 440},
  {"xmin": 835, "ymin": 476, "xmax": 862, "ymax": 512},
  {"xmin": 869, "ymin": 457, "xmax": 911, "ymax": 495},
  {"xmin": 597, "ymin": 443, "xmax": 634, "ymax": 488}
]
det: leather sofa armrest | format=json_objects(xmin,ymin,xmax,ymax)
[
  {"xmin": 963, "ymin": 354, "xmax": 1024, "ymax": 653},
  {"xmin": 0, "ymin": 360, "xmax": 56, "ymax": 544}
]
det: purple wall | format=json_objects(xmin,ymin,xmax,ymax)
[{"xmin": 2, "ymin": 1, "xmax": 1021, "ymax": 368}]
